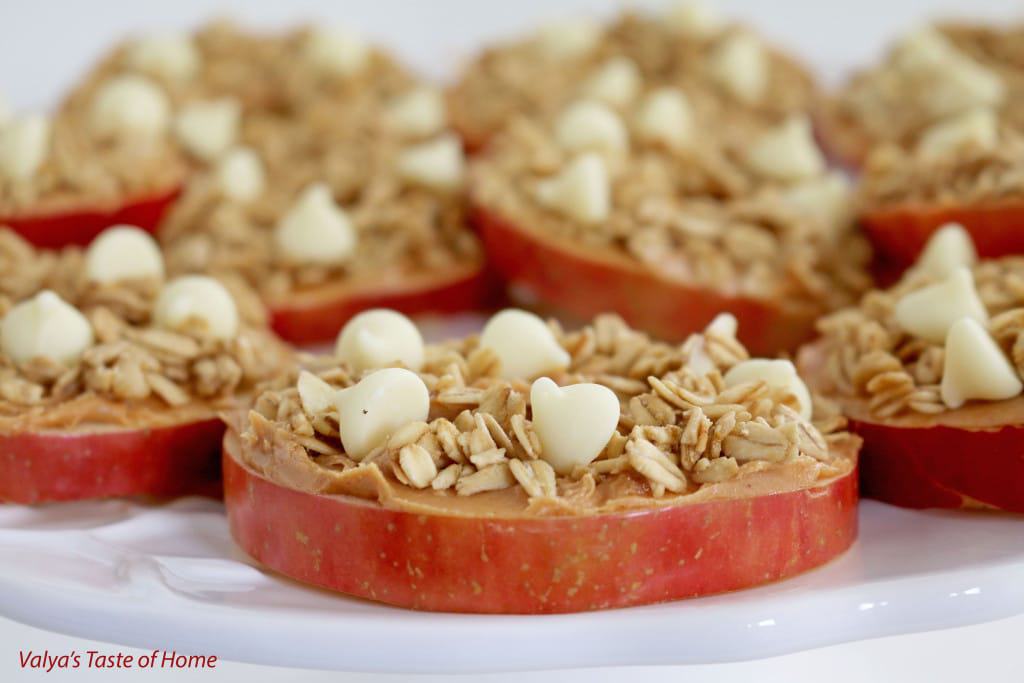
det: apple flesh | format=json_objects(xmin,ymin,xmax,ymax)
[
  {"xmin": 472, "ymin": 207, "xmax": 821, "ymax": 357},
  {"xmin": 223, "ymin": 435, "xmax": 858, "ymax": 614},
  {"xmin": 1, "ymin": 186, "xmax": 182, "ymax": 249},
  {"xmin": 268, "ymin": 260, "xmax": 500, "ymax": 345},
  {"xmin": 0, "ymin": 417, "xmax": 224, "ymax": 504}
]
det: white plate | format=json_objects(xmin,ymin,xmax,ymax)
[{"xmin": 0, "ymin": 499, "xmax": 1021, "ymax": 673}]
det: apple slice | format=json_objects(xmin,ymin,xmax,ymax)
[
  {"xmin": 860, "ymin": 200, "xmax": 1024, "ymax": 273},
  {"xmin": 798, "ymin": 341, "xmax": 1024, "ymax": 513},
  {"xmin": 268, "ymin": 257, "xmax": 499, "ymax": 345},
  {"xmin": 0, "ymin": 416, "xmax": 224, "ymax": 504},
  {"xmin": 223, "ymin": 431, "xmax": 859, "ymax": 614},
  {"xmin": 472, "ymin": 207, "xmax": 821, "ymax": 357},
  {"xmin": 1, "ymin": 185, "xmax": 182, "ymax": 249}
]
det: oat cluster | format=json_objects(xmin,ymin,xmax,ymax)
[
  {"xmin": 816, "ymin": 258, "xmax": 1024, "ymax": 417},
  {"xmin": 472, "ymin": 118, "xmax": 870, "ymax": 310},
  {"xmin": 246, "ymin": 315, "xmax": 848, "ymax": 504}
]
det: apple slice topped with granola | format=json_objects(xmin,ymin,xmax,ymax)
[
  {"xmin": 799, "ymin": 224, "xmax": 1024, "ymax": 512},
  {"xmin": 224, "ymin": 308, "xmax": 859, "ymax": 613},
  {"xmin": 0, "ymin": 227, "xmax": 291, "ymax": 503}
]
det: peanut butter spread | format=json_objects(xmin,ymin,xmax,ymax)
[{"xmin": 232, "ymin": 315, "xmax": 858, "ymax": 518}]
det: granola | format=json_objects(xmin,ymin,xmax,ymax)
[
  {"xmin": 450, "ymin": 10, "xmax": 816, "ymax": 147},
  {"xmin": 814, "ymin": 257, "xmax": 1024, "ymax": 417},
  {"xmin": 237, "ymin": 314, "xmax": 854, "ymax": 513}
]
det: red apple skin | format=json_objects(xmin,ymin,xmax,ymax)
[
  {"xmin": 472, "ymin": 207, "xmax": 821, "ymax": 357},
  {"xmin": 269, "ymin": 262, "xmax": 501, "ymax": 345},
  {"xmin": 860, "ymin": 201, "xmax": 1024, "ymax": 274},
  {"xmin": 223, "ymin": 441, "xmax": 859, "ymax": 614},
  {"xmin": 851, "ymin": 418, "xmax": 1024, "ymax": 513},
  {"xmin": 0, "ymin": 418, "xmax": 224, "ymax": 505},
  {"xmin": 1, "ymin": 187, "xmax": 182, "ymax": 250}
]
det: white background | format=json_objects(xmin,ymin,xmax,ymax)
[{"xmin": 1, "ymin": 1, "xmax": 1022, "ymax": 681}]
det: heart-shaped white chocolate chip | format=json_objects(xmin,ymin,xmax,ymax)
[
  {"xmin": 536, "ymin": 19, "xmax": 601, "ymax": 60},
  {"xmin": 126, "ymin": 33, "xmax": 200, "ymax": 82},
  {"xmin": 941, "ymin": 317, "xmax": 1023, "ymax": 409},
  {"xmin": 1, "ymin": 291, "xmax": 94, "ymax": 367},
  {"xmin": 665, "ymin": 1, "xmax": 724, "ymax": 38},
  {"xmin": 385, "ymin": 87, "xmax": 446, "ymax": 139},
  {"xmin": 479, "ymin": 309, "xmax": 570, "ymax": 380},
  {"xmin": 555, "ymin": 100, "xmax": 628, "ymax": 157},
  {"xmin": 85, "ymin": 225, "xmax": 165, "ymax": 284},
  {"xmin": 217, "ymin": 147, "xmax": 265, "ymax": 203},
  {"xmin": 634, "ymin": 87, "xmax": 694, "ymax": 151},
  {"xmin": 535, "ymin": 152, "xmax": 610, "ymax": 225},
  {"xmin": 275, "ymin": 183, "xmax": 357, "ymax": 265},
  {"xmin": 724, "ymin": 359, "xmax": 812, "ymax": 419},
  {"xmin": 917, "ymin": 109, "xmax": 997, "ymax": 160},
  {"xmin": 335, "ymin": 368, "xmax": 430, "ymax": 460},
  {"xmin": 396, "ymin": 134, "xmax": 465, "ymax": 192},
  {"xmin": 913, "ymin": 223, "xmax": 977, "ymax": 280},
  {"xmin": 304, "ymin": 26, "xmax": 370, "ymax": 77},
  {"xmin": 174, "ymin": 98, "xmax": 240, "ymax": 162},
  {"xmin": 154, "ymin": 275, "xmax": 239, "ymax": 339},
  {"xmin": 894, "ymin": 266, "xmax": 987, "ymax": 344},
  {"xmin": 335, "ymin": 309, "xmax": 425, "ymax": 372},
  {"xmin": 297, "ymin": 370, "xmax": 338, "ymax": 416},
  {"xmin": 90, "ymin": 75, "xmax": 170, "ymax": 139},
  {"xmin": 530, "ymin": 377, "xmax": 620, "ymax": 475},
  {"xmin": 581, "ymin": 57, "xmax": 641, "ymax": 109},
  {"xmin": 707, "ymin": 32, "xmax": 766, "ymax": 104},
  {"xmin": 0, "ymin": 115, "xmax": 50, "ymax": 181},
  {"xmin": 746, "ymin": 116, "xmax": 825, "ymax": 182}
]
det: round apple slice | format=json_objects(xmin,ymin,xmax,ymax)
[
  {"xmin": 860, "ymin": 201, "xmax": 1024, "ymax": 273},
  {"xmin": 472, "ymin": 207, "xmax": 821, "ymax": 357},
  {"xmin": 268, "ymin": 257, "xmax": 499, "ymax": 345},
  {"xmin": 223, "ymin": 431, "xmax": 859, "ymax": 614},
  {"xmin": 798, "ymin": 341, "xmax": 1024, "ymax": 513},
  {"xmin": 0, "ymin": 415, "xmax": 224, "ymax": 505},
  {"xmin": 1, "ymin": 184, "xmax": 182, "ymax": 250}
]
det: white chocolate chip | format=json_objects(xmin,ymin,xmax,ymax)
[
  {"xmin": 535, "ymin": 152, "xmax": 610, "ymax": 225},
  {"xmin": 154, "ymin": 275, "xmax": 239, "ymax": 339},
  {"xmin": 1, "ymin": 291, "xmax": 94, "ymax": 367},
  {"xmin": 335, "ymin": 309, "xmax": 425, "ymax": 373},
  {"xmin": 304, "ymin": 26, "xmax": 370, "ymax": 77},
  {"xmin": 216, "ymin": 147, "xmax": 265, "ymax": 203},
  {"xmin": 707, "ymin": 32, "xmax": 766, "ymax": 103},
  {"xmin": 941, "ymin": 317, "xmax": 1023, "ymax": 409},
  {"xmin": 479, "ymin": 309, "xmax": 571, "ymax": 380},
  {"xmin": 917, "ymin": 109, "xmax": 998, "ymax": 160},
  {"xmin": 776, "ymin": 171, "xmax": 852, "ymax": 234},
  {"xmin": 90, "ymin": 75, "xmax": 170, "ymax": 139},
  {"xmin": 746, "ymin": 116, "xmax": 825, "ymax": 182},
  {"xmin": 174, "ymin": 98, "xmax": 240, "ymax": 162},
  {"xmin": 396, "ymin": 134, "xmax": 465, "ymax": 192},
  {"xmin": 85, "ymin": 225, "xmax": 164, "ymax": 284},
  {"xmin": 634, "ymin": 87, "xmax": 694, "ymax": 151},
  {"xmin": 530, "ymin": 377, "xmax": 619, "ymax": 475},
  {"xmin": 275, "ymin": 183, "xmax": 357, "ymax": 265},
  {"xmin": 554, "ymin": 100, "xmax": 628, "ymax": 157},
  {"xmin": 665, "ymin": 1, "xmax": 724, "ymax": 38},
  {"xmin": 913, "ymin": 223, "xmax": 977, "ymax": 281},
  {"xmin": 893, "ymin": 27, "xmax": 956, "ymax": 72},
  {"xmin": 706, "ymin": 312, "xmax": 738, "ymax": 337},
  {"xmin": 0, "ymin": 115, "xmax": 49, "ymax": 181},
  {"xmin": 893, "ymin": 267, "xmax": 987, "ymax": 344},
  {"xmin": 385, "ymin": 87, "xmax": 446, "ymax": 138},
  {"xmin": 581, "ymin": 57, "xmax": 642, "ymax": 109},
  {"xmin": 536, "ymin": 19, "xmax": 601, "ymax": 60},
  {"xmin": 125, "ymin": 33, "xmax": 201, "ymax": 82},
  {"xmin": 926, "ymin": 57, "xmax": 1004, "ymax": 119},
  {"xmin": 723, "ymin": 359, "xmax": 812, "ymax": 420},
  {"xmin": 335, "ymin": 368, "xmax": 430, "ymax": 460}
]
